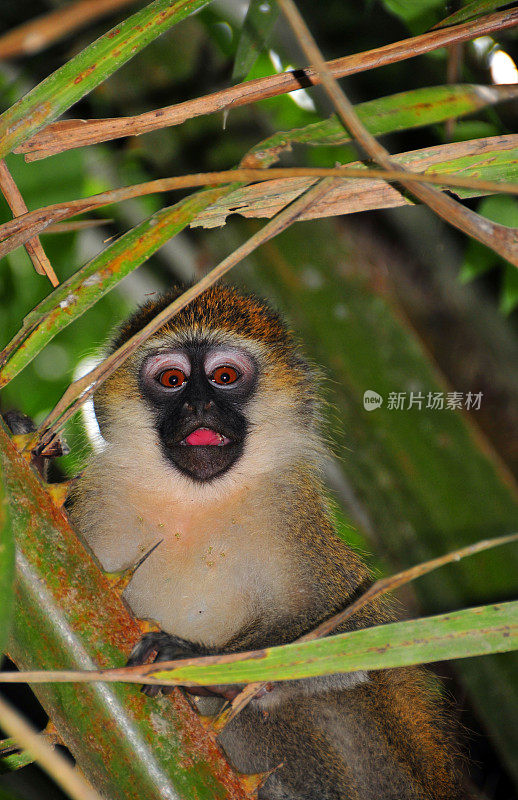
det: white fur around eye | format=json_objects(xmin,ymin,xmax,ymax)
[
  {"xmin": 141, "ymin": 351, "xmax": 191, "ymax": 385},
  {"xmin": 204, "ymin": 348, "xmax": 255, "ymax": 380}
]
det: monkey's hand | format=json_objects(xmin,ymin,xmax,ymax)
[{"xmin": 127, "ymin": 631, "xmax": 242, "ymax": 701}]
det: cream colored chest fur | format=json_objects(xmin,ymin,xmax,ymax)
[{"xmin": 76, "ymin": 466, "xmax": 298, "ymax": 648}]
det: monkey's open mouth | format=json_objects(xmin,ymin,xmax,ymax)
[
  {"xmin": 162, "ymin": 424, "xmax": 243, "ymax": 481},
  {"xmin": 180, "ymin": 427, "xmax": 231, "ymax": 446}
]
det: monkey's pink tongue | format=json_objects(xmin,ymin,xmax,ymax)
[{"xmin": 184, "ymin": 428, "xmax": 227, "ymax": 446}]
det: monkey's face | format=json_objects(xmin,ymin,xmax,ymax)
[
  {"xmin": 94, "ymin": 286, "xmax": 322, "ymax": 496},
  {"xmin": 138, "ymin": 341, "xmax": 258, "ymax": 482}
]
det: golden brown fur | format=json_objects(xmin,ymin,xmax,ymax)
[{"xmin": 69, "ymin": 284, "xmax": 464, "ymax": 800}]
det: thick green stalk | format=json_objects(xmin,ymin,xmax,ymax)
[
  {"xmin": 0, "ymin": 444, "xmax": 14, "ymax": 656},
  {"xmin": 0, "ymin": 420, "xmax": 250, "ymax": 800}
]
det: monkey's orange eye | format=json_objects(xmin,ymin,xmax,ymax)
[
  {"xmin": 210, "ymin": 366, "xmax": 240, "ymax": 386},
  {"xmin": 158, "ymin": 368, "xmax": 187, "ymax": 388}
]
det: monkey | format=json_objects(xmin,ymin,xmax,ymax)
[{"xmin": 68, "ymin": 284, "xmax": 465, "ymax": 800}]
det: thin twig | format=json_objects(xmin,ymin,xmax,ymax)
[
  {"xmin": 28, "ymin": 177, "xmax": 337, "ymax": 455},
  {"xmin": 0, "ymin": 160, "xmax": 58, "ymax": 286},
  {"xmin": 16, "ymin": 8, "xmax": 518, "ymax": 160},
  {"xmin": 0, "ymin": 0, "xmax": 139, "ymax": 59},
  {"xmin": 45, "ymin": 218, "xmax": 113, "ymax": 234},
  {"xmin": 2, "ymin": 160, "xmax": 518, "ymax": 259},
  {"xmin": 276, "ymin": 0, "xmax": 517, "ymax": 264},
  {"xmin": 0, "ymin": 534, "xmax": 515, "ymax": 689},
  {"xmin": 0, "ymin": 694, "xmax": 103, "ymax": 800},
  {"xmin": 445, "ymin": 43, "xmax": 463, "ymax": 141}
]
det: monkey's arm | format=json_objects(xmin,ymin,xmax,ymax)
[{"xmin": 127, "ymin": 606, "xmax": 370, "ymax": 703}]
